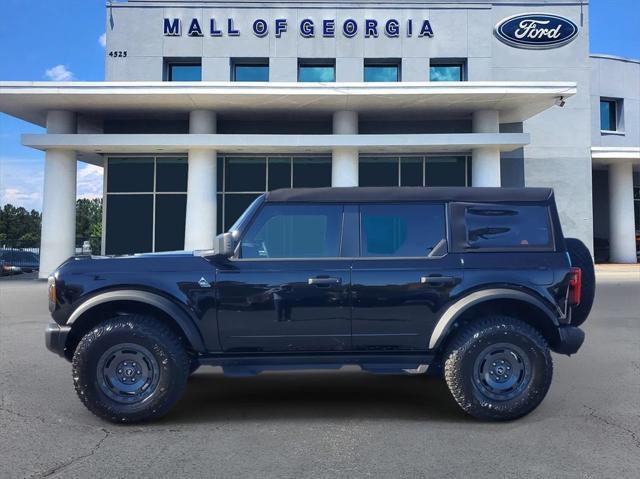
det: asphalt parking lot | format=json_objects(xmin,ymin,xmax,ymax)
[{"xmin": 1, "ymin": 273, "xmax": 639, "ymax": 479}]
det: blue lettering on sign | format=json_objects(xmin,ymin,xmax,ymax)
[
  {"xmin": 342, "ymin": 19, "xmax": 358, "ymax": 38},
  {"xmin": 162, "ymin": 17, "xmax": 435, "ymax": 40},
  {"xmin": 275, "ymin": 18, "xmax": 287, "ymax": 37},
  {"xmin": 494, "ymin": 13, "xmax": 578, "ymax": 49},
  {"xmin": 300, "ymin": 19, "xmax": 314, "ymax": 38},
  {"xmin": 323, "ymin": 19, "xmax": 335, "ymax": 37},
  {"xmin": 164, "ymin": 18, "xmax": 181, "ymax": 36},
  {"xmin": 385, "ymin": 19, "xmax": 399, "ymax": 38},
  {"xmin": 188, "ymin": 18, "xmax": 203, "ymax": 37},
  {"xmin": 253, "ymin": 19, "xmax": 268, "ymax": 37}
]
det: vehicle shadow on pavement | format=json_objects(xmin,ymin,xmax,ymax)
[{"xmin": 163, "ymin": 368, "xmax": 467, "ymax": 424}]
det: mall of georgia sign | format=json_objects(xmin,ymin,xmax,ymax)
[{"xmin": 494, "ymin": 13, "xmax": 578, "ymax": 49}]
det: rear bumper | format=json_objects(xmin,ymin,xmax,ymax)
[
  {"xmin": 552, "ymin": 326, "xmax": 585, "ymax": 356},
  {"xmin": 45, "ymin": 323, "xmax": 71, "ymax": 359}
]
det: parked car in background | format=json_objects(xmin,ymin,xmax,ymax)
[{"xmin": 0, "ymin": 249, "xmax": 40, "ymax": 274}]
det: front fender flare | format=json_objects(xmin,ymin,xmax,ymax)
[
  {"xmin": 428, "ymin": 288, "xmax": 559, "ymax": 350},
  {"xmin": 67, "ymin": 289, "xmax": 206, "ymax": 352}
]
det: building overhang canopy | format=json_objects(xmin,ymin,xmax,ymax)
[
  {"xmin": 0, "ymin": 81, "xmax": 577, "ymax": 125},
  {"xmin": 591, "ymin": 147, "xmax": 640, "ymax": 165}
]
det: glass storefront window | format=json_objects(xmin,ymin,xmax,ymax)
[
  {"xmin": 225, "ymin": 157, "xmax": 266, "ymax": 192},
  {"xmin": 156, "ymin": 157, "xmax": 188, "ymax": 192},
  {"xmin": 166, "ymin": 62, "xmax": 202, "ymax": 81},
  {"xmin": 268, "ymin": 157, "xmax": 291, "ymax": 191},
  {"xmin": 359, "ymin": 155, "xmax": 470, "ymax": 188},
  {"xmin": 233, "ymin": 63, "xmax": 269, "ymax": 81},
  {"xmin": 298, "ymin": 63, "xmax": 335, "ymax": 82},
  {"xmin": 400, "ymin": 157, "xmax": 423, "ymax": 186},
  {"xmin": 293, "ymin": 157, "xmax": 332, "ymax": 188},
  {"xmin": 155, "ymin": 194, "xmax": 187, "ymax": 252},
  {"xmin": 107, "ymin": 157, "xmax": 154, "ymax": 193},
  {"xmin": 106, "ymin": 195, "xmax": 153, "ymax": 255},
  {"xmin": 430, "ymin": 64, "xmax": 464, "ymax": 81},
  {"xmin": 364, "ymin": 64, "xmax": 400, "ymax": 82},
  {"xmin": 359, "ymin": 157, "xmax": 399, "ymax": 187},
  {"xmin": 425, "ymin": 157, "xmax": 467, "ymax": 186}
]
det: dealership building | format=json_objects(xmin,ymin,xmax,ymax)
[{"xmin": 0, "ymin": 0, "xmax": 638, "ymax": 277}]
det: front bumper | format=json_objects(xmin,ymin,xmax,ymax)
[
  {"xmin": 552, "ymin": 326, "xmax": 585, "ymax": 356},
  {"xmin": 45, "ymin": 323, "xmax": 71, "ymax": 358}
]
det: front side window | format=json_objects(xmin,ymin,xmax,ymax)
[
  {"xmin": 360, "ymin": 204, "xmax": 446, "ymax": 257},
  {"xmin": 233, "ymin": 60, "xmax": 269, "ymax": 81},
  {"xmin": 430, "ymin": 61, "xmax": 464, "ymax": 81},
  {"xmin": 600, "ymin": 99, "xmax": 618, "ymax": 131},
  {"xmin": 464, "ymin": 204, "xmax": 552, "ymax": 250},
  {"xmin": 298, "ymin": 60, "xmax": 335, "ymax": 82},
  {"xmin": 240, "ymin": 204, "xmax": 342, "ymax": 259},
  {"xmin": 166, "ymin": 61, "xmax": 202, "ymax": 81},
  {"xmin": 364, "ymin": 61, "xmax": 400, "ymax": 82}
]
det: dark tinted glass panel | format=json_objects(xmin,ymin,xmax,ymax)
[
  {"xmin": 400, "ymin": 157, "xmax": 423, "ymax": 186},
  {"xmin": 361, "ymin": 204, "xmax": 445, "ymax": 257},
  {"xmin": 217, "ymin": 193, "xmax": 223, "ymax": 233},
  {"xmin": 234, "ymin": 64, "xmax": 269, "ymax": 81},
  {"xmin": 168, "ymin": 64, "xmax": 201, "ymax": 81},
  {"xmin": 106, "ymin": 195, "xmax": 153, "ymax": 254},
  {"xmin": 600, "ymin": 100, "xmax": 617, "ymax": 131},
  {"xmin": 364, "ymin": 65, "xmax": 399, "ymax": 82},
  {"xmin": 465, "ymin": 205, "xmax": 552, "ymax": 249},
  {"xmin": 430, "ymin": 65, "xmax": 462, "ymax": 81},
  {"xmin": 224, "ymin": 194, "xmax": 261, "ymax": 231},
  {"xmin": 155, "ymin": 194, "xmax": 187, "ymax": 252},
  {"xmin": 225, "ymin": 157, "xmax": 266, "ymax": 192},
  {"xmin": 425, "ymin": 157, "xmax": 467, "ymax": 186},
  {"xmin": 107, "ymin": 158, "xmax": 154, "ymax": 193},
  {"xmin": 217, "ymin": 157, "xmax": 224, "ymax": 191},
  {"xmin": 298, "ymin": 65, "xmax": 335, "ymax": 82},
  {"xmin": 241, "ymin": 204, "xmax": 342, "ymax": 258},
  {"xmin": 268, "ymin": 157, "xmax": 291, "ymax": 190},
  {"xmin": 359, "ymin": 157, "xmax": 398, "ymax": 187},
  {"xmin": 156, "ymin": 157, "xmax": 188, "ymax": 192},
  {"xmin": 293, "ymin": 157, "xmax": 331, "ymax": 188}
]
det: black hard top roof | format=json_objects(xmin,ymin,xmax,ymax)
[{"xmin": 265, "ymin": 187, "xmax": 554, "ymax": 203}]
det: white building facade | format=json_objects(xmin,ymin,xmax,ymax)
[{"xmin": 0, "ymin": 0, "xmax": 638, "ymax": 277}]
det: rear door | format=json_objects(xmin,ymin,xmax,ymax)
[
  {"xmin": 351, "ymin": 202, "xmax": 463, "ymax": 351},
  {"xmin": 216, "ymin": 203, "xmax": 352, "ymax": 352}
]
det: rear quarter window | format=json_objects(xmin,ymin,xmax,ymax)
[{"xmin": 456, "ymin": 203, "xmax": 553, "ymax": 251}]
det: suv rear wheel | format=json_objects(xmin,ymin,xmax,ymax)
[
  {"xmin": 72, "ymin": 315, "xmax": 190, "ymax": 423},
  {"xmin": 443, "ymin": 316, "xmax": 553, "ymax": 421}
]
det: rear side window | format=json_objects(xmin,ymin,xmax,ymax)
[
  {"xmin": 360, "ymin": 203, "xmax": 446, "ymax": 257},
  {"xmin": 463, "ymin": 204, "xmax": 552, "ymax": 250},
  {"xmin": 240, "ymin": 204, "xmax": 342, "ymax": 258}
]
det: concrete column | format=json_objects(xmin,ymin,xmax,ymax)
[
  {"xmin": 39, "ymin": 110, "xmax": 77, "ymax": 278},
  {"xmin": 332, "ymin": 111, "xmax": 359, "ymax": 187},
  {"xmin": 184, "ymin": 110, "xmax": 217, "ymax": 250},
  {"xmin": 472, "ymin": 110, "xmax": 501, "ymax": 187},
  {"xmin": 608, "ymin": 162, "xmax": 637, "ymax": 263}
]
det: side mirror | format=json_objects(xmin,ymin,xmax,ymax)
[{"xmin": 214, "ymin": 232, "xmax": 236, "ymax": 258}]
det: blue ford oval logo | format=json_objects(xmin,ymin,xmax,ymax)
[{"xmin": 494, "ymin": 13, "xmax": 578, "ymax": 49}]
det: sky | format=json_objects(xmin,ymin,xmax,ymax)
[{"xmin": 0, "ymin": 0, "xmax": 639, "ymax": 212}]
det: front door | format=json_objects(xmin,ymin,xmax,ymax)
[
  {"xmin": 216, "ymin": 203, "xmax": 351, "ymax": 352},
  {"xmin": 351, "ymin": 203, "xmax": 463, "ymax": 351}
]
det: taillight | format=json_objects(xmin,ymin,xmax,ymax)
[{"xmin": 568, "ymin": 267, "xmax": 581, "ymax": 306}]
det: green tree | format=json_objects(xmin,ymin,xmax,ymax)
[
  {"xmin": 0, "ymin": 204, "xmax": 41, "ymax": 246},
  {"xmin": 76, "ymin": 198, "xmax": 103, "ymax": 253}
]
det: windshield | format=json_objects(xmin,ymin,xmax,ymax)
[{"xmin": 228, "ymin": 194, "xmax": 264, "ymax": 234}]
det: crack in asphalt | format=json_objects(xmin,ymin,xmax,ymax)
[
  {"xmin": 31, "ymin": 428, "xmax": 111, "ymax": 479},
  {"xmin": 583, "ymin": 405, "xmax": 640, "ymax": 449}
]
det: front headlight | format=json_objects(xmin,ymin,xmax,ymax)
[{"xmin": 47, "ymin": 276, "xmax": 56, "ymax": 312}]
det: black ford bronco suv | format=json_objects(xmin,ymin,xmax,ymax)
[{"xmin": 45, "ymin": 187, "xmax": 594, "ymax": 423}]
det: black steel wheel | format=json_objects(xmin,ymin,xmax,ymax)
[
  {"xmin": 444, "ymin": 316, "xmax": 553, "ymax": 421},
  {"xmin": 73, "ymin": 315, "xmax": 190, "ymax": 423}
]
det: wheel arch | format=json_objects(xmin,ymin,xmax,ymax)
[
  {"xmin": 430, "ymin": 289, "xmax": 561, "ymax": 353},
  {"xmin": 64, "ymin": 290, "xmax": 206, "ymax": 360}
]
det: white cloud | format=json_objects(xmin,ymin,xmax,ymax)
[
  {"xmin": 0, "ymin": 157, "xmax": 44, "ymax": 210},
  {"xmin": 44, "ymin": 64, "xmax": 74, "ymax": 82},
  {"xmin": 98, "ymin": 33, "xmax": 107, "ymax": 48},
  {"xmin": 77, "ymin": 163, "xmax": 103, "ymax": 200}
]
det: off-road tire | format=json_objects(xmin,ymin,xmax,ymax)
[
  {"xmin": 444, "ymin": 316, "xmax": 553, "ymax": 421},
  {"xmin": 565, "ymin": 237, "xmax": 595, "ymax": 327},
  {"xmin": 72, "ymin": 315, "xmax": 190, "ymax": 423}
]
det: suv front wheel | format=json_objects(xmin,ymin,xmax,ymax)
[
  {"xmin": 72, "ymin": 315, "xmax": 190, "ymax": 423},
  {"xmin": 443, "ymin": 316, "xmax": 553, "ymax": 421}
]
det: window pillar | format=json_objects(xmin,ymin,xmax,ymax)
[
  {"xmin": 608, "ymin": 161, "xmax": 637, "ymax": 263},
  {"xmin": 472, "ymin": 110, "xmax": 501, "ymax": 187},
  {"xmin": 185, "ymin": 110, "xmax": 217, "ymax": 250},
  {"xmin": 39, "ymin": 110, "xmax": 77, "ymax": 278},
  {"xmin": 332, "ymin": 110, "xmax": 358, "ymax": 187}
]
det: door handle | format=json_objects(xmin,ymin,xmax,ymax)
[
  {"xmin": 308, "ymin": 277, "xmax": 342, "ymax": 286},
  {"xmin": 421, "ymin": 275, "xmax": 455, "ymax": 285}
]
